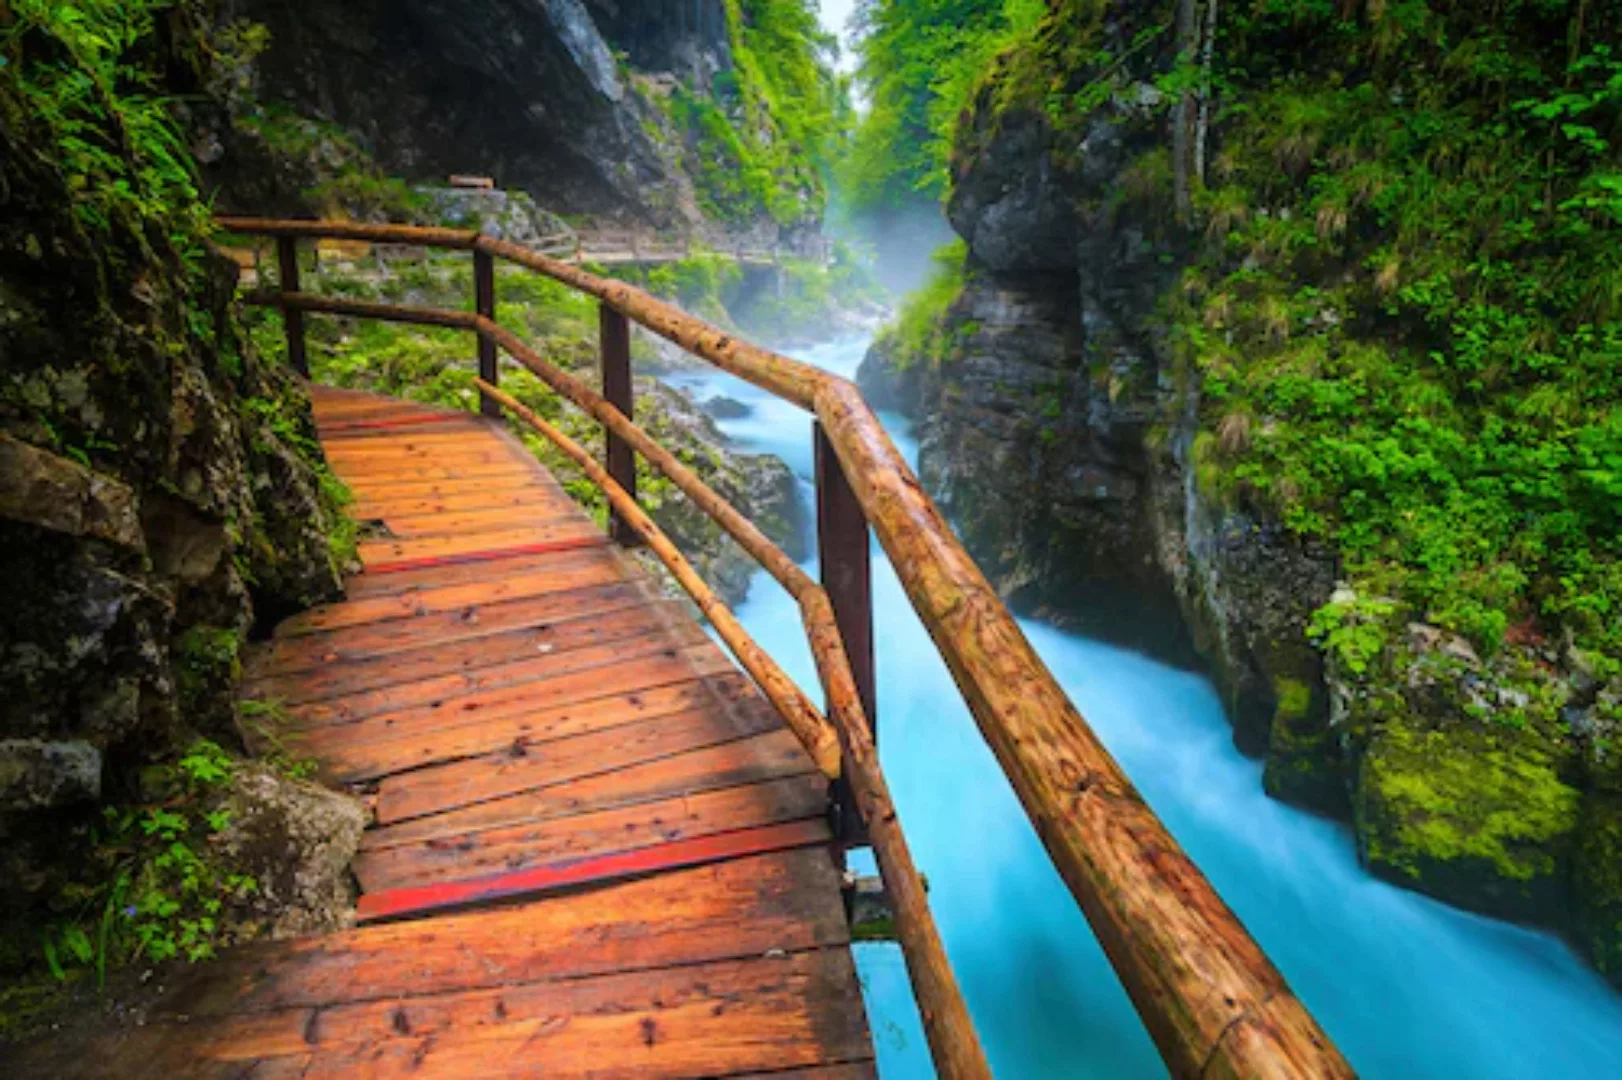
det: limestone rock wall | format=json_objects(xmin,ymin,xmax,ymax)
[
  {"xmin": 225, "ymin": 0, "xmax": 723, "ymax": 228},
  {"xmin": 0, "ymin": 49, "xmax": 345, "ymax": 938}
]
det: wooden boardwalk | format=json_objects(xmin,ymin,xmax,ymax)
[{"xmin": 16, "ymin": 387, "xmax": 874, "ymax": 1078}]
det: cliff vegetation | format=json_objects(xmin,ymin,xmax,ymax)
[
  {"xmin": 857, "ymin": 0, "xmax": 1622, "ymax": 982},
  {"xmin": 1, "ymin": 0, "xmax": 360, "ymax": 1017}
]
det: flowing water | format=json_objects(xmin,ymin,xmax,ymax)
[{"xmin": 660, "ymin": 335, "xmax": 1622, "ymax": 1078}]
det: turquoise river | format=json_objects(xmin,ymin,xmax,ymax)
[{"xmin": 661, "ymin": 335, "xmax": 1622, "ymax": 1078}]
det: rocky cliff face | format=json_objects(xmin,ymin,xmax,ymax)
[
  {"xmin": 858, "ymin": 0, "xmax": 1620, "ymax": 982},
  {"xmin": 225, "ymin": 0, "xmax": 699, "ymax": 225},
  {"xmin": 0, "ymin": 8, "xmax": 347, "ymax": 963},
  {"xmin": 224, "ymin": 0, "xmax": 814, "ymax": 241}
]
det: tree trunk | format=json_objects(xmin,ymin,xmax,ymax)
[
  {"xmin": 1172, "ymin": 0, "xmax": 1198, "ymax": 222},
  {"xmin": 1194, "ymin": 0, "xmax": 1219, "ymax": 187}
]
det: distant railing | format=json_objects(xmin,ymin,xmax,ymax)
[{"xmin": 218, "ymin": 215, "xmax": 1354, "ymax": 1080}]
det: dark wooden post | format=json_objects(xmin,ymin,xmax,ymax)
[
  {"xmin": 474, "ymin": 249, "xmax": 499, "ymax": 418},
  {"xmin": 815, "ymin": 421, "xmax": 875, "ymax": 849},
  {"xmin": 599, "ymin": 302, "xmax": 638, "ymax": 545},
  {"xmin": 276, "ymin": 235, "xmax": 308, "ymax": 377}
]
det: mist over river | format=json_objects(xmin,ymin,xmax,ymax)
[{"xmin": 660, "ymin": 334, "xmax": 1622, "ymax": 1078}]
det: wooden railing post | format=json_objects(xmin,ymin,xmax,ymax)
[
  {"xmin": 815, "ymin": 420, "xmax": 874, "ymax": 849},
  {"xmin": 276, "ymin": 235, "xmax": 308, "ymax": 377},
  {"xmin": 600, "ymin": 302, "xmax": 638, "ymax": 545},
  {"xmin": 474, "ymin": 249, "xmax": 499, "ymax": 418}
]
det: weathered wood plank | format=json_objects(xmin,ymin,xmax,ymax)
[
  {"xmin": 366, "ymin": 504, "xmax": 586, "ymax": 540},
  {"xmin": 245, "ymin": 599, "xmax": 693, "ymax": 702},
  {"xmin": 362, "ymin": 727, "xmax": 813, "ymax": 852},
  {"xmin": 297, "ymin": 671, "xmax": 758, "ymax": 784},
  {"xmin": 357, "ymin": 522, "xmax": 605, "ymax": 567},
  {"xmin": 278, "ymin": 550, "xmax": 631, "ymax": 627},
  {"xmin": 348, "ymin": 486, "xmax": 569, "ymax": 520},
  {"xmin": 340, "ymin": 475, "xmax": 555, "ymax": 503},
  {"xmin": 354, "ymin": 773, "xmax": 828, "ymax": 893},
  {"xmin": 22, "ymin": 950, "xmax": 869, "ymax": 1080},
  {"xmin": 374, "ymin": 693, "xmax": 780, "ymax": 823},
  {"xmin": 142, "ymin": 848, "xmax": 851, "ymax": 1017},
  {"xmin": 246, "ymin": 580, "xmax": 658, "ymax": 675},
  {"xmin": 356, "ymin": 818, "xmax": 833, "ymax": 922},
  {"xmin": 280, "ymin": 639, "xmax": 737, "ymax": 729},
  {"xmin": 336, "ymin": 462, "xmax": 540, "ymax": 489}
]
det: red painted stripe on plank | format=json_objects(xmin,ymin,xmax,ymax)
[
  {"xmin": 321, "ymin": 413, "xmax": 474, "ymax": 434},
  {"xmin": 362, "ymin": 536, "xmax": 606, "ymax": 575},
  {"xmin": 355, "ymin": 818, "xmax": 830, "ymax": 923}
]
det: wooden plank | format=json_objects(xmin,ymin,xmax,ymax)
[
  {"xmin": 335, "ymin": 462, "xmax": 540, "ymax": 488},
  {"xmin": 327, "ymin": 449, "xmax": 530, "ymax": 473},
  {"xmin": 353, "ymin": 773, "xmax": 829, "ymax": 893},
  {"xmin": 280, "ymin": 639, "xmax": 736, "ymax": 730},
  {"xmin": 341, "ymin": 474, "xmax": 559, "ymax": 503},
  {"xmin": 361, "ymin": 535, "xmax": 609, "ymax": 575},
  {"xmin": 357, "ymin": 522, "xmax": 605, "ymax": 567},
  {"xmin": 349, "ymin": 486, "xmax": 571, "ymax": 520},
  {"xmin": 374, "ymin": 693, "xmax": 779, "ymax": 823},
  {"xmin": 293, "ymin": 669, "xmax": 755, "ymax": 784},
  {"xmin": 368, "ymin": 504, "xmax": 584, "ymax": 540},
  {"xmin": 356, "ymin": 816, "xmax": 832, "ymax": 921},
  {"xmin": 279, "ymin": 550, "xmax": 630, "ymax": 627},
  {"xmin": 362, "ymin": 728, "xmax": 814, "ymax": 853},
  {"xmin": 245, "ymin": 598, "xmax": 690, "ymax": 700},
  {"xmin": 246, "ymin": 580, "xmax": 657, "ymax": 674},
  {"xmin": 323, "ymin": 429, "xmax": 513, "ymax": 451},
  {"xmin": 321, "ymin": 415, "xmax": 484, "ymax": 437},
  {"xmin": 71, "ymin": 949, "xmax": 869, "ymax": 1079},
  {"xmin": 147, "ymin": 848, "xmax": 851, "ymax": 1016}
]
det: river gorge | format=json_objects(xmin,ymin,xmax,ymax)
[{"xmin": 667, "ymin": 335, "xmax": 1622, "ymax": 1078}]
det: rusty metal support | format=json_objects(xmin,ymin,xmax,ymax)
[
  {"xmin": 276, "ymin": 235, "xmax": 308, "ymax": 377},
  {"xmin": 474, "ymin": 249, "xmax": 499, "ymax": 418},
  {"xmin": 816, "ymin": 420, "xmax": 874, "ymax": 850},
  {"xmin": 599, "ymin": 302, "xmax": 637, "ymax": 546}
]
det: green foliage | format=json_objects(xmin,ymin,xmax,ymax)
[
  {"xmin": 40, "ymin": 741, "xmax": 256, "ymax": 983},
  {"xmin": 871, "ymin": 240, "xmax": 967, "ymax": 368},
  {"xmin": 1157, "ymin": 1, "xmax": 1622, "ymax": 669},
  {"xmin": 843, "ymin": 0, "xmax": 1045, "ymax": 212},
  {"xmin": 173, "ymin": 625, "xmax": 243, "ymax": 713},
  {"xmin": 667, "ymin": 1, "xmax": 847, "ymax": 225},
  {"xmin": 234, "ymin": 103, "xmax": 427, "ymax": 220},
  {"xmin": 1308, "ymin": 594, "xmax": 1399, "ymax": 677},
  {"xmin": 2, "ymin": 0, "xmax": 212, "ymax": 272},
  {"xmin": 618, "ymin": 249, "xmax": 745, "ymax": 323}
]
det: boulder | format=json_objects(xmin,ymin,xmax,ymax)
[
  {"xmin": 1355, "ymin": 719, "xmax": 1582, "ymax": 924},
  {"xmin": 0, "ymin": 740, "xmax": 101, "ymax": 811},
  {"xmin": 702, "ymin": 395, "xmax": 751, "ymax": 420},
  {"xmin": 214, "ymin": 765, "xmax": 367, "ymax": 939}
]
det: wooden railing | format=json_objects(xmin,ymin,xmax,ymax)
[{"xmin": 218, "ymin": 216, "xmax": 1354, "ymax": 1080}]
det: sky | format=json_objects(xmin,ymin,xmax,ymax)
[{"xmin": 818, "ymin": 0, "xmax": 861, "ymax": 73}]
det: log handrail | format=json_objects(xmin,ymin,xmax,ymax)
[{"xmin": 219, "ymin": 215, "xmax": 1354, "ymax": 1079}]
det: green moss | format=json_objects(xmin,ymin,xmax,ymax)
[
  {"xmin": 1574, "ymin": 794, "xmax": 1622, "ymax": 987},
  {"xmin": 1263, "ymin": 673, "xmax": 1350, "ymax": 816},
  {"xmin": 1273, "ymin": 676, "xmax": 1312, "ymax": 722},
  {"xmin": 1356, "ymin": 721, "xmax": 1581, "ymax": 920}
]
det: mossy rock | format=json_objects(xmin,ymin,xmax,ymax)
[
  {"xmin": 1574, "ymin": 793, "xmax": 1622, "ymax": 989},
  {"xmin": 1263, "ymin": 675, "xmax": 1350, "ymax": 817},
  {"xmin": 1354, "ymin": 720, "xmax": 1582, "ymax": 924}
]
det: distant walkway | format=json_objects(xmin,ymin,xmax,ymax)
[{"xmin": 11, "ymin": 387, "xmax": 874, "ymax": 1078}]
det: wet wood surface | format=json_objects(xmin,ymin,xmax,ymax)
[{"xmin": 10, "ymin": 387, "xmax": 873, "ymax": 1079}]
